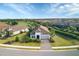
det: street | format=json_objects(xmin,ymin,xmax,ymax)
[{"xmin": 0, "ymin": 47, "xmax": 79, "ymax": 56}]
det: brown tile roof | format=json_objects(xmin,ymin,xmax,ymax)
[
  {"xmin": 9, "ymin": 25, "xmax": 28, "ymax": 32},
  {"xmin": 0, "ymin": 22, "xmax": 9, "ymax": 31},
  {"xmin": 31, "ymin": 25, "xmax": 50, "ymax": 34},
  {"xmin": 38, "ymin": 25, "xmax": 49, "ymax": 32}
]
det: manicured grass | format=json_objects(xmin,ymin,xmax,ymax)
[
  {"xmin": 12, "ymin": 42, "xmax": 40, "ymax": 47},
  {"xmin": 17, "ymin": 21, "xmax": 28, "ymax": 26},
  {"xmin": 51, "ymin": 33, "xmax": 79, "ymax": 47},
  {"xmin": 0, "ymin": 32, "xmax": 40, "ymax": 46},
  {"xmin": 51, "ymin": 35, "xmax": 73, "ymax": 47},
  {"xmin": 58, "ymin": 34, "xmax": 79, "ymax": 45},
  {"xmin": 0, "ymin": 33, "xmax": 26, "ymax": 44}
]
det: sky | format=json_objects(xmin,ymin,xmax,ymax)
[{"xmin": 0, "ymin": 3, "xmax": 79, "ymax": 19}]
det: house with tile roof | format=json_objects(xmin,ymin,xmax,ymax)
[
  {"xmin": 0, "ymin": 22, "xmax": 9, "ymax": 37},
  {"xmin": 30, "ymin": 25, "xmax": 50, "ymax": 40},
  {"xmin": 8, "ymin": 25, "xmax": 29, "ymax": 35},
  {"xmin": 0, "ymin": 22, "xmax": 9, "ymax": 31}
]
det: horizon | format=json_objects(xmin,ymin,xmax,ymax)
[{"xmin": 0, "ymin": 3, "xmax": 79, "ymax": 19}]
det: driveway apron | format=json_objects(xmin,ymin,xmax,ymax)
[{"xmin": 40, "ymin": 39, "xmax": 52, "ymax": 50}]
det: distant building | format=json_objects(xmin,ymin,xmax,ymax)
[{"xmin": 30, "ymin": 25, "xmax": 50, "ymax": 40}]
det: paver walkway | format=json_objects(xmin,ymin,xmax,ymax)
[{"xmin": 40, "ymin": 39, "xmax": 52, "ymax": 50}]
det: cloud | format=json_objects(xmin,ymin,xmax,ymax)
[
  {"xmin": 65, "ymin": 3, "xmax": 79, "ymax": 16},
  {"xmin": 7, "ymin": 4, "xmax": 27, "ymax": 15},
  {"xmin": 5, "ymin": 4, "xmax": 35, "ymax": 16},
  {"xmin": 48, "ymin": 3, "xmax": 79, "ymax": 17},
  {"xmin": 2, "ymin": 3, "xmax": 79, "ymax": 18}
]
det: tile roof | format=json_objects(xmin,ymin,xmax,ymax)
[
  {"xmin": 9, "ymin": 25, "xmax": 28, "ymax": 32},
  {"xmin": 31, "ymin": 25, "xmax": 50, "ymax": 34},
  {"xmin": 0, "ymin": 22, "xmax": 9, "ymax": 31}
]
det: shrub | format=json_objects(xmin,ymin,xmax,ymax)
[
  {"xmin": 49, "ymin": 37, "xmax": 55, "ymax": 43},
  {"xmin": 32, "ymin": 39, "xmax": 40, "ymax": 42},
  {"xmin": 15, "ymin": 36, "xmax": 19, "ymax": 42},
  {"xmin": 55, "ymin": 29, "xmax": 79, "ymax": 40},
  {"xmin": 0, "ymin": 33, "xmax": 2, "ymax": 37}
]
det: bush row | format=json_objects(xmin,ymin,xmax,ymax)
[
  {"xmin": 54, "ymin": 29, "xmax": 79, "ymax": 40},
  {"xmin": 15, "ymin": 36, "xmax": 40, "ymax": 43}
]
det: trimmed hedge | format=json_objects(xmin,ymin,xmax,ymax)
[{"xmin": 54, "ymin": 29, "xmax": 79, "ymax": 40}]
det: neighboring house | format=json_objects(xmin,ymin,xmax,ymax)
[
  {"xmin": 30, "ymin": 25, "xmax": 50, "ymax": 40},
  {"xmin": 8, "ymin": 25, "xmax": 29, "ymax": 35},
  {"xmin": 0, "ymin": 22, "xmax": 9, "ymax": 31},
  {"xmin": 0, "ymin": 22, "xmax": 9, "ymax": 37}
]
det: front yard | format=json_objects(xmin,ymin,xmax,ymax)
[
  {"xmin": 0, "ymin": 33, "xmax": 40, "ymax": 47},
  {"xmin": 0, "ymin": 33, "xmax": 25, "ymax": 44},
  {"xmin": 51, "ymin": 34, "xmax": 79, "ymax": 47},
  {"xmin": 12, "ymin": 42, "xmax": 40, "ymax": 47}
]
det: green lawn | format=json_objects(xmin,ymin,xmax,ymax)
[
  {"xmin": 17, "ymin": 21, "xmax": 28, "ymax": 26},
  {"xmin": 0, "ymin": 32, "xmax": 40, "ymax": 47},
  {"xmin": 51, "ymin": 35, "xmax": 73, "ymax": 47},
  {"xmin": 0, "ymin": 33, "xmax": 26, "ymax": 44},
  {"xmin": 51, "ymin": 34, "xmax": 79, "ymax": 47},
  {"xmin": 12, "ymin": 42, "xmax": 40, "ymax": 47}
]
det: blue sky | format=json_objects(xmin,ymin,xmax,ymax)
[{"xmin": 0, "ymin": 3, "xmax": 79, "ymax": 19}]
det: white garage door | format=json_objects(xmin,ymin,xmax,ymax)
[{"xmin": 41, "ymin": 34, "xmax": 50, "ymax": 40}]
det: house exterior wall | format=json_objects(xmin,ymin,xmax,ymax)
[
  {"xmin": 13, "ymin": 31, "xmax": 20, "ymax": 35},
  {"xmin": 22, "ymin": 28, "xmax": 29, "ymax": 32},
  {"xmin": 9, "ymin": 28, "xmax": 29, "ymax": 36},
  {"xmin": 30, "ymin": 32, "xmax": 50, "ymax": 40},
  {"xmin": 35, "ymin": 32, "xmax": 41, "ymax": 39}
]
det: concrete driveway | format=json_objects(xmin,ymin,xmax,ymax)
[{"xmin": 40, "ymin": 39, "xmax": 52, "ymax": 50}]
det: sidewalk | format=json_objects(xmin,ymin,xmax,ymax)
[
  {"xmin": 0, "ymin": 44, "xmax": 40, "ymax": 49},
  {"xmin": 52, "ymin": 45, "xmax": 79, "ymax": 49},
  {"xmin": 0, "ymin": 44, "xmax": 79, "ymax": 50}
]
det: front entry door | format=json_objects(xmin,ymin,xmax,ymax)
[{"xmin": 37, "ymin": 35, "xmax": 40, "ymax": 39}]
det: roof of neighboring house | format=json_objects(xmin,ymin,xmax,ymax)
[
  {"xmin": 0, "ymin": 22, "xmax": 9, "ymax": 31},
  {"xmin": 31, "ymin": 25, "xmax": 50, "ymax": 34},
  {"xmin": 9, "ymin": 25, "xmax": 28, "ymax": 32}
]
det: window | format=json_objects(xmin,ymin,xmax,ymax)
[{"xmin": 32, "ymin": 35, "xmax": 35, "ymax": 38}]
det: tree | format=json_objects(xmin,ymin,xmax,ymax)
[
  {"xmin": 66, "ymin": 26, "xmax": 77, "ymax": 32},
  {"xmin": 11, "ymin": 21, "xmax": 18, "ymax": 25},
  {"xmin": 6, "ymin": 20, "xmax": 18, "ymax": 25},
  {"xmin": 5, "ymin": 29, "xmax": 12, "ymax": 37}
]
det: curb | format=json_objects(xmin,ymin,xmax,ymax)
[
  {"xmin": 52, "ymin": 45, "xmax": 79, "ymax": 49},
  {"xmin": 0, "ymin": 44, "xmax": 40, "ymax": 49}
]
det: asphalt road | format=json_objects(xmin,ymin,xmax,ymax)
[{"xmin": 0, "ymin": 47, "xmax": 79, "ymax": 56}]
